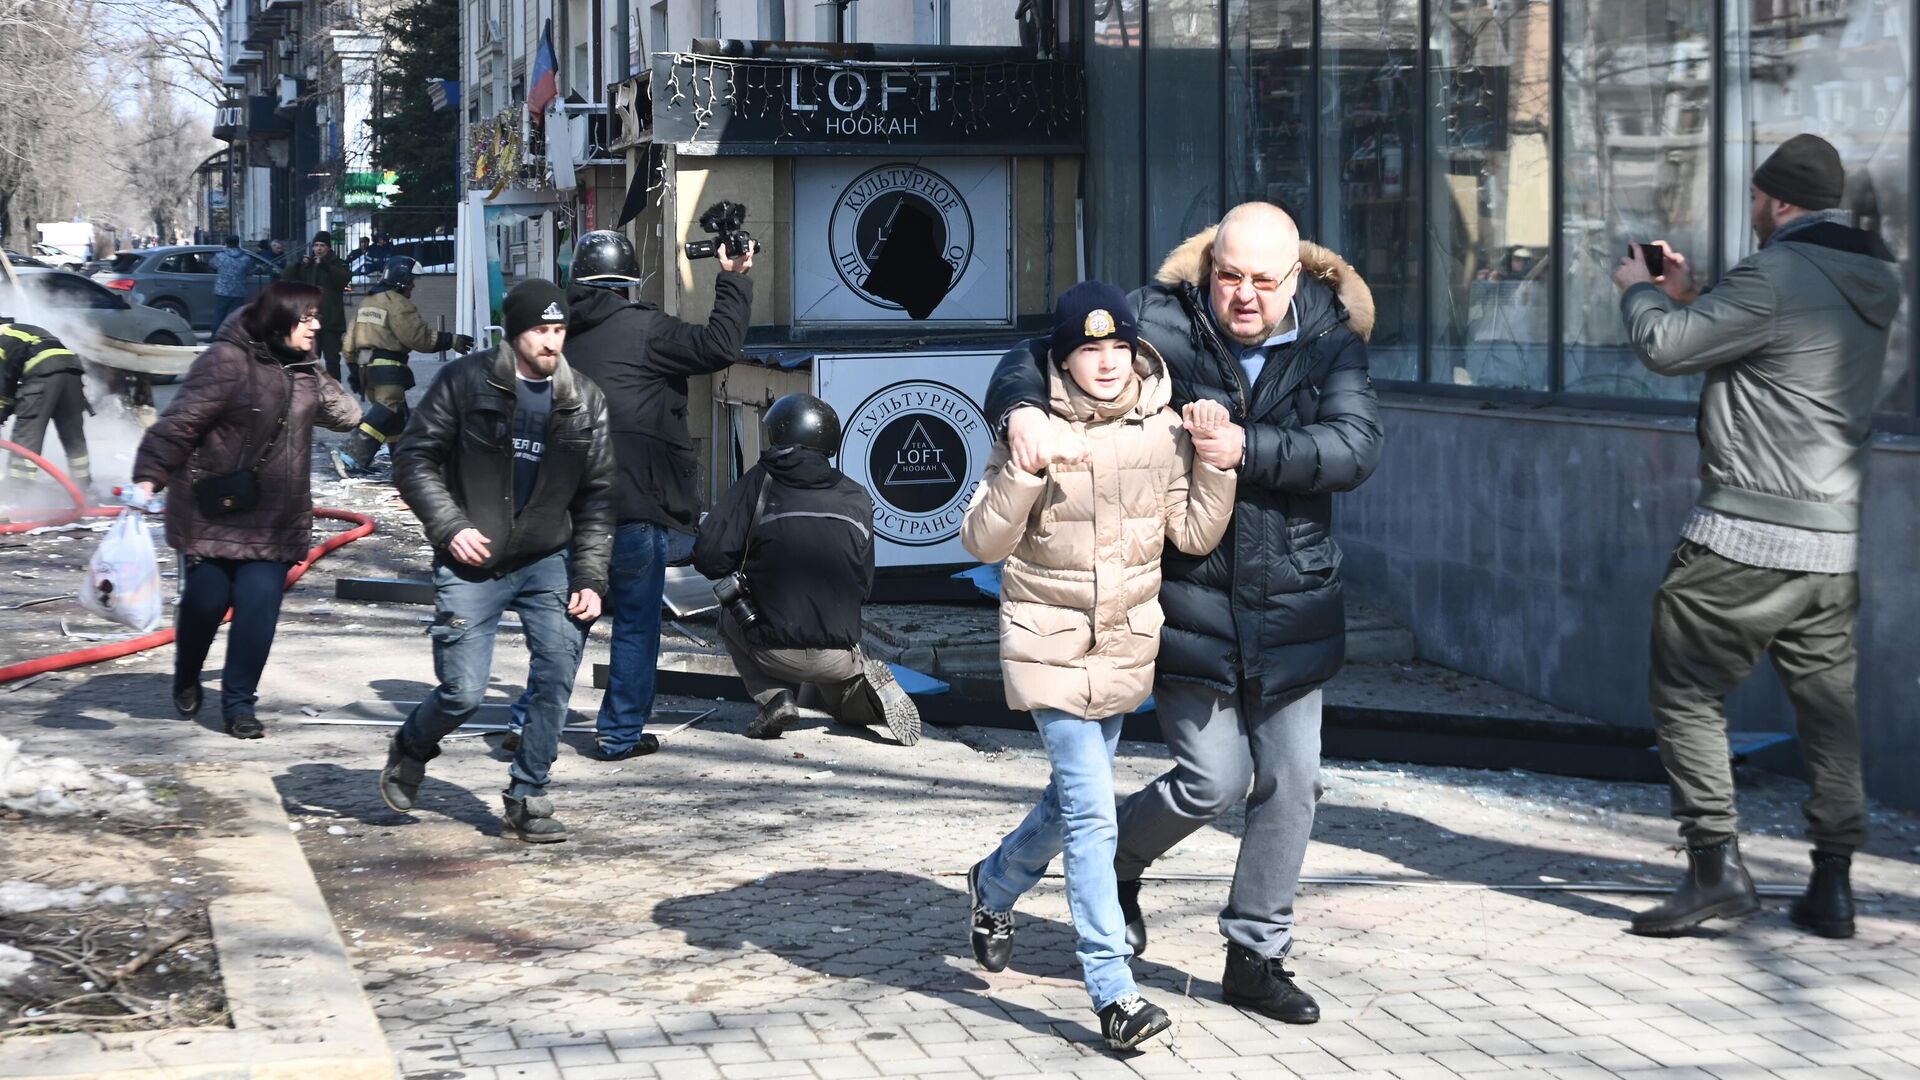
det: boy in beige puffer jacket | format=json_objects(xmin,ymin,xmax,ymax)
[{"xmin": 959, "ymin": 281, "xmax": 1236, "ymax": 1051}]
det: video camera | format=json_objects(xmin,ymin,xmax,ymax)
[{"xmin": 683, "ymin": 201, "xmax": 761, "ymax": 261}]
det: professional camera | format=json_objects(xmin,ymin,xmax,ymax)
[
  {"xmin": 712, "ymin": 571, "xmax": 761, "ymax": 629},
  {"xmin": 683, "ymin": 201, "xmax": 760, "ymax": 261}
]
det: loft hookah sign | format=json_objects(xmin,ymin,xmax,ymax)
[{"xmin": 651, "ymin": 51, "xmax": 1085, "ymax": 154}]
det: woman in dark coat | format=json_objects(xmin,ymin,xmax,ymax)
[{"xmin": 132, "ymin": 281, "xmax": 363, "ymax": 738}]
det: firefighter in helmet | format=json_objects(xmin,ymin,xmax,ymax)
[
  {"xmin": 333, "ymin": 256, "xmax": 471, "ymax": 476},
  {"xmin": 0, "ymin": 313, "xmax": 92, "ymax": 494}
]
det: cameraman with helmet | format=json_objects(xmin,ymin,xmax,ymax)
[
  {"xmin": 334, "ymin": 255, "xmax": 473, "ymax": 476},
  {"xmin": 693, "ymin": 394, "xmax": 920, "ymax": 744},
  {"xmin": 552, "ymin": 224, "xmax": 754, "ymax": 760}
]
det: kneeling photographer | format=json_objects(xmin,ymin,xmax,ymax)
[
  {"xmin": 694, "ymin": 394, "xmax": 921, "ymax": 747},
  {"xmin": 547, "ymin": 218, "xmax": 754, "ymax": 761}
]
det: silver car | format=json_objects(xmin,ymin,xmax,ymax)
[
  {"xmin": 5, "ymin": 267, "xmax": 197, "ymax": 346},
  {"xmin": 92, "ymin": 244, "xmax": 280, "ymax": 332}
]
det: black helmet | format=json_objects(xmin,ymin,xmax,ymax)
[
  {"xmin": 382, "ymin": 255, "xmax": 419, "ymax": 289},
  {"xmin": 573, "ymin": 229, "xmax": 643, "ymax": 288},
  {"xmin": 763, "ymin": 393, "xmax": 841, "ymax": 456}
]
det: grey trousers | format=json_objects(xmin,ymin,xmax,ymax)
[
  {"xmin": 1650, "ymin": 540, "xmax": 1866, "ymax": 852},
  {"xmin": 1115, "ymin": 678, "xmax": 1323, "ymax": 958},
  {"xmin": 718, "ymin": 611, "xmax": 876, "ymax": 723}
]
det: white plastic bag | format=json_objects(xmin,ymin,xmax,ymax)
[{"xmin": 78, "ymin": 510, "xmax": 164, "ymax": 633}]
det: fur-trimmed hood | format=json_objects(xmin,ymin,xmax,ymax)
[{"xmin": 1152, "ymin": 226, "xmax": 1376, "ymax": 343}]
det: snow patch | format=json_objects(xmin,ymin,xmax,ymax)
[
  {"xmin": 0, "ymin": 943, "xmax": 33, "ymax": 988},
  {"xmin": 0, "ymin": 880, "xmax": 134, "ymax": 915},
  {"xmin": 0, "ymin": 736, "xmax": 164, "ymax": 818}
]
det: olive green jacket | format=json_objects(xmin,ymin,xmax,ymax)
[{"xmin": 1622, "ymin": 216, "xmax": 1902, "ymax": 532}]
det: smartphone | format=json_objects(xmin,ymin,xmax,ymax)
[{"xmin": 1633, "ymin": 242, "xmax": 1665, "ymax": 278}]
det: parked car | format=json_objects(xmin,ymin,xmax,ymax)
[
  {"xmin": 92, "ymin": 244, "xmax": 280, "ymax": 332},
  {"xmin": 4, "ymin": 267, "xmax": 197, "ymax": 346},
  {"xmin": 5, "ymin": 249, "xmax": 52, "ymax": 268}
]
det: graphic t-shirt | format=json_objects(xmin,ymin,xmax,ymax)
[{"xmin": 511, "ymin": 376, "xmax": 551, "ymax": 513}]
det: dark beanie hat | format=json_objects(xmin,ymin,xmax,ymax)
[
  {"xmin": 1049, "ymin": 281, "xmax": 1140, "ymax": 364},
  {"xmin": 504, "ymin": 279, "xmax": 570, "ymax": 339},
  {"xmin": 1754, "ymin": 134, "xmax": 1845, "ymax": 211},
  {"xmin": 311, "ymin": 230, "xmax": 333, "ymax": 245}
]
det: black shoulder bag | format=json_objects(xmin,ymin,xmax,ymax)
[{"xmin": 194, "ymin": 371, "xmax": 292, "ymax": 516}]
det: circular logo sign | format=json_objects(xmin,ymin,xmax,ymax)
[
  {"xmin": 839, "ymin": 380, "xmax": 990, "ymax": 547},
  {"xmin": 828, "ymin": 163, "xmax": 975, "ymax": 311}
]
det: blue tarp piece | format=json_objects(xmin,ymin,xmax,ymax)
[
  {"xmin": 952, "ymin": 562, "xmax": 1002, "ymax": 599},
  {"xmin": 890, "ymin": 663, "xmax": 950, "ymax": 696}
]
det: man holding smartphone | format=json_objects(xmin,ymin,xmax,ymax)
[{"xmin": 1613, "ymin": 134, "xmax": 1900, "ymax": 940}]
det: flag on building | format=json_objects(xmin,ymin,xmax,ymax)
[{"xmin": 528, "ymin": 18, "xmax": 558, "ymax": 121}]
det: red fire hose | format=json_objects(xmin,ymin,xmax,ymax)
[{"xmin": 0, "ymin": 438, "xmax": 377, "ymax": 683}]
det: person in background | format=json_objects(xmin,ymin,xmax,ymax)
[
  {"xmin": 282, "ymin": 232, "xmax": 352, "ymax": 381},
  {"xmin": 333, "ymin": 255, "xmax": 472, "ymax": 475},
  {"xmin": 1616, "ymin": 133, "xmax": 1900, "ymax": 940},
  {"xmin": 380, "ymin": 280, "xmax": 614, "ymax": 843},
  {"xmin": 0, "ymin": 316, "xmax": 92, "ymax": 495},
  {"xmin": 210, "ymin": 235, "xmax": 255, "ymax": 332},
  {"xmin": 693, "ymin": 393, "xmax": 920, "ymax": 744},
  {"xmin": 512, "ymin": 227, "xmax": 753, "ymax": 762},
  {"xmin": 131, "ymin": 281, "xmax": 362, "ymax": 739},
  {"xmin": 960, "ymin": 281, "xmax": 1237, "ymax": 1052}
]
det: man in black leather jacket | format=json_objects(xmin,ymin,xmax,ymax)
[
  {"xmin": 984, "ymin": 203, "xmax": 1382, "ymax": 1024},
  {"xmin": 549, "ymin": 228, "xmax": 753, "ymax": 761},
  {"xmin": 379, "ymin": 279, "xmax": 616, "ymax": 844}
]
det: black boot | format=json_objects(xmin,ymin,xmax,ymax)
[
  {"xmin": 502, "ymin": 794, "xmax": 569, "ymax": 844},
  {"xmin": 1790, "ymin": 850, "xmax": 1855, "ymax": 939},
  {"xmin": 1117, "ymin": 877, "xmax": 1147, "ymax": 956},
  {"xmin": 1221, "ymin": 943, "xmax": 1319, "ymax": 1024},
  {"xmin": 747, "ymin": 690, "xmax": 798, "ymax": 740},
  {"xmin": 1630, "ymin": 837, "xmax": 1761, "ymax": 936},
  {"xmin": 378, "ymin": 733, "xmax": 427, "ymax": 813}
]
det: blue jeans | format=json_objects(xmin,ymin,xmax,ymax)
[
  {"xmin": 210, "ymin": 293, "xmax": 245, "ymax": 333},
  {"xmin": 173, "ymin": 557, "xmax": 291, "ymax": 720},
  {"xmin": 398, "ymin": 552, "xmax": 587, "ymax": 798},
  {"xmin": 975, "ymin": 708, "xmax": 1134, "ymax": 1010},
  {"xmin": 593, "ymin": 522, "xmax": 671, "ymax": 752}
]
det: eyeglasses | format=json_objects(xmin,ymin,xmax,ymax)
[
  {"xmin": 1213, "ymin": 261, "xmax": 1303, "ymax": 293},
  {"xmin": 299, "ymin": 313, "xmax": 322, "ymax": 325}
]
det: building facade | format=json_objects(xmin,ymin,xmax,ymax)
[
  {"xmin": 1078, "ymin": 0, "xmax": 1917, "ymax": 807},
  {"xmin": 214, "ymin": 0, "xmax": 395, "ymax": 252},
  {"xmin": 451, "ymin": 0, "xmax": 1915, "ymax": 805}
]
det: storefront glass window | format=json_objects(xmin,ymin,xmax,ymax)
[
  {"xmin": 1428, "ymin": 0, "xmax": 1554, "ymax": 391},
  {"xmin": 1561, "ymin": 0, "xmax": 1713, "ymax": 400},
  {"xmin": 1320, "ymin": 0, "xmax": 1422, "ymax": 381},
  {"xmin": 1086, "ymin": 0, "xmax": 1147, "ymax": 285},
  {"xmin": 1727, "ymin": 0, "xmax": 1913, "ymax": 417},
  {"xmin": 1147, "ymin": 0, "xmax": 1227, "ymax": 260},
  {"xmin": 1227, "ymin": 0, "xmax": 1315, "ymax": 226}
]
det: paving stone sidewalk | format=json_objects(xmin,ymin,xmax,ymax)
[{"xmin": 6, "ymin": 523, "xmax": 1920, "ymax": 1079}]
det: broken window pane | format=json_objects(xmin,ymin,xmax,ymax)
[
  {"xmin": 1226, "ymin": 0, "xmax": 1314, "ymax": 226},
  {"xmin": 1561, "ymin": 0, "xmax": 1713, "ymax": 401},
  {"xmin": 1321, "ymin": 0, "xmax": 1422, "ymax": 381},
  {"xmin": 1428, "ymin": 0, "xmax": 1554, "ymax": 392},
  {"xmin": 1727, "ymin": 0, "xmax": 1914, "ymax": 417}
]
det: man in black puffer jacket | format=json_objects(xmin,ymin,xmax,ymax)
[
  {"xmin": 984, "ymin": 202, "xmax": 1382, "ymax": 1024},
  {"xmin": 557, "ymin": 228, "xmax": 753, "ymax": 761},
  {"xmin": 693, "ymin": 394, "xmax": 919, "ymax": 746}
]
